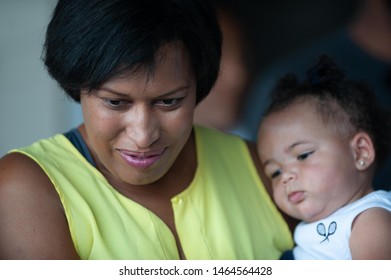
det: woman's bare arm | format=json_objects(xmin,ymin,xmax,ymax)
[{"xmin": 0, "ymin": 153, "xmax": 79, "ymax": 259}]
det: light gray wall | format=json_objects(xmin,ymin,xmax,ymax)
[{"xmin": 0, "ymin": 0, "xmax": 82, "ymax": 156}]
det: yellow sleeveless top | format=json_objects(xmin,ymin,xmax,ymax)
[{"xmin": 12, "ymin": 125, "xmax": 293, "ymax": 259}]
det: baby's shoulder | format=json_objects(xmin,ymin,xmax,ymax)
[{"xmin": 350, "ymin": 207, "xmax": 391, "ymax": 259}]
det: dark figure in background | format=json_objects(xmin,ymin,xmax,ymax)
[
  {"xmin": 194, "ymin": 0, "xmax": 255, "ymax": 132},
  {"xmin": 239, "ymin": 0, "xmax": 391, "ymax": 189}
]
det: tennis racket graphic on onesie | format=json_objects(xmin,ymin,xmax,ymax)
[{"xmin": 317, "ymin": 221, "xmax": 337, "ymax": 243}]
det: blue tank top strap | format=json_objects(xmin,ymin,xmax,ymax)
[
  {"xmin": 280, "ymin": 249, "xmax": 294, "ymax": 260},
  {"xmin": 64, "ymin": 128, "xmax": 95, "ymax": 167}
]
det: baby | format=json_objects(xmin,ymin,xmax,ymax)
[{"xmin": 257, "ymin": 55, "xmax": 391, "ymax": 259}]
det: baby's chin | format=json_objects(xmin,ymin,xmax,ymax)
[
  {"xmin": 286, "ymin": 204, "xmax": 333, "ymax": 223},
  {"xmin": 298, "ymin": 211, "xmax": 333, "ymax": 223}
]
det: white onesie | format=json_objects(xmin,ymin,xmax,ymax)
[{"xmin": 293, "ymin": 190, "xmax": 391, "ymax": 259}]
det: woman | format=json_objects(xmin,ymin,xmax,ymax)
[{"xmin": 0, "ymin": 0, "xmax": 294, "ymax": 259}]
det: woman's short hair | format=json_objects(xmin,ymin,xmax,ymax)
[{"xmin": 43, "ymin": 0, "xmax": 222, "ymax": 104}]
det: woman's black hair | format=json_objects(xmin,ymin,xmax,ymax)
[
  {"xmin": 266, "ymin": 54, "xmax": 391, "ymax": 168},
  {"xmin": 43, "ymin": 0, "xmax": 222, "ymax": 104}
]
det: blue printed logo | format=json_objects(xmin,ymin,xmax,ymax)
[{"xmin": 316, "ymin": 221, "xmax": 337, "ymax": 243}]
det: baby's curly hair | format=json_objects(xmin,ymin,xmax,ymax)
[{"xmin": 265, "ymin": 54, "xmax": 391, "ymax": 168}]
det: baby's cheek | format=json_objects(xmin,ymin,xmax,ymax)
[{"xmin": 273, "ymin": 187, "xmax": 285, "ymax": 209}]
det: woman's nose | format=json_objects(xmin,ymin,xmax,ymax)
[{"xmin": 125, "ymin": 105, "xmax": 159, "ymax": 148}]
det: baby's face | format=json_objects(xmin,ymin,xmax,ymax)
[{"xmin": 257, "ymin": 100, "xmax": 364, "ymax": 222}]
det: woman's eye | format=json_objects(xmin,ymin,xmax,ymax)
[
  {"xmin": 104, "ymin": 99, "xmax": 129, "ymax": 108},
  {"xmin": 297, "ymin": 151, "xmax": 314, "ymax": 161},
  {"xmin": 155, "ymin": 98, "xmax": 183, "ymax": 107}
]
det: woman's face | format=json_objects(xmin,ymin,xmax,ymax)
[{"xmin": 80, "ymin": 43, "xmax": 197, "ymax": 186}]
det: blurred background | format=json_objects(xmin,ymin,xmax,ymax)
[{"xmin": 0, "ymin": 0, "xmax": 357, "ymax": 156}]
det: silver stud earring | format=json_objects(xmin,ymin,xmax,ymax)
[{"xmin": 359, "ymin": 160, "xmax": 365, "ymax": 166}]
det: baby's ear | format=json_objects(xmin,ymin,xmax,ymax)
[{"xmin": 350, "ymin": 132, "xmax": 375, "ymax": 171}]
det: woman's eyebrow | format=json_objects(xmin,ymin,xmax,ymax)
[{"xmin": 98, "ymin": 85, "xmax": 191, "ymax": 98}]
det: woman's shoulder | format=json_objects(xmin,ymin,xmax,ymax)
[
  {"xmin": 0, "ymin": 152, "xmax": 58, "ymax": 217},
  {"xmin": 0, "ymin": 152, "xmax": 50, "ymax": 189},
  {"xmin": 0, "ymin": 152, "xmax": 78, "ymax": 259}
]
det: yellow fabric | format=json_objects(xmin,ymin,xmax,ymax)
[{"xmin": 12, "ymin": 125, "xmax": 293, "ymax": 259}]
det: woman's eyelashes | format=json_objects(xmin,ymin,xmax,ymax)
[
  {"xmin": 155, "ymin": 97, "xmax": 184, "ymax": 107},
  {"xmin": 103, "ymin": 98, "xmax": 130, "ymax": 108},
  {"xmin": 102, "ymin": 97, "xmax": 184, "ymax": 110}
]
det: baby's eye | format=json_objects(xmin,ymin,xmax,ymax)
[
  {"xmin": 297, "ymin": 151, "xmax": 314, "ymax": 161},
  {"xmin": 270, "ymin": 169, "xmax": 282, "ymax": 179}
]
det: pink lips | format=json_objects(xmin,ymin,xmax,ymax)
[
  {"xmin": 288, "ymin": 191, "xmax": 305, "ymax": 204},
  {"xmin": 119, "ymin": 148, "xmax": 165, "ymax": 169}
]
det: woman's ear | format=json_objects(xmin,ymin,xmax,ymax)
[{"xmin": 350, "ymin": 132, "xmax": 375, "ymax": 171}]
